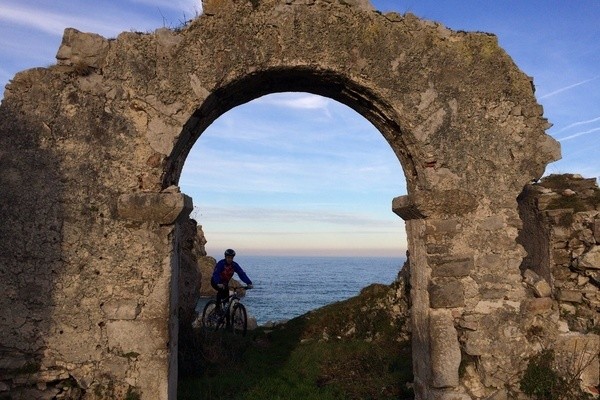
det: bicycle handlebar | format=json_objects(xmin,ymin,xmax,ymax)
[{"xmin": 224, "ymin": 286, "xmax": 252, "ymax": 301}]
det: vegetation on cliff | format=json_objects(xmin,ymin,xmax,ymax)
[
  {"xmin": 178, "ymin": 282, "xmax": 413, "ymax": 400},
  {"xmin": 539, "ymin": 173, "xmax": 600, "ymax": 213}
]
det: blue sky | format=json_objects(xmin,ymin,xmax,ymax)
[{"xmin": 1, "ymin": 1, "xmax": 598, "ymax": 258}]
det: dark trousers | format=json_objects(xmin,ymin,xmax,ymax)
[{"xmin": 210, "ymin": 279, "xmax": 229, "ymax": 309}]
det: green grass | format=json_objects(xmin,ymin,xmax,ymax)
[{"xmin": 178, "ymin": 284, "xmax": 413, "ymax": 400}]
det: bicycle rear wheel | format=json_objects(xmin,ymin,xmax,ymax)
[
  {"xmin": 202, "ymin": 300, "xmax": 222, "ymax": 331},
  {"xmin": 231, "ymin": 303, "xmax": 247, "ymax": 336}
]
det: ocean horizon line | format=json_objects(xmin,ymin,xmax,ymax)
[{"xmin": 206, "ymin": 252, "xmax": 408, "ymax": 259}]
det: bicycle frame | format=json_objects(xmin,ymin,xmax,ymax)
[
  {"xmin": 221, "ymin": 288, "xmax": 243, "ymax": 312},
  {"xmin": 200, "ymin": 286, "xmax": 251, "ymax": 335}
]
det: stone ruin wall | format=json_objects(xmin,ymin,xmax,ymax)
[
  {"xmin": 177, "ymin": 219, "xmax": 213, "ymax": 327},
  {"xmin": 516, "ymin": 174, "xmax": 600, "ymax": 395},
  {"xmin": 1, "ymin": 0, "xmax": 590, "ymax": 398}
]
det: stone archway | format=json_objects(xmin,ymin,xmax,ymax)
[{"xmin": 0, "ymin": 0, "xmax": 560, "ymax": 399}]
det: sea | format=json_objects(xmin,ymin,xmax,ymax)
[{"xmin": 209, "ymin": 255, "xmax": 406, "ymax": 326}]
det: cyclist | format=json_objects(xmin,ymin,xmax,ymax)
[{"xmin": 211, "ymin": 249, "xmax": 253, "ymax": 312}]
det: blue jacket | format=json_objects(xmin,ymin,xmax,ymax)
[{"xmin": 211, "ymin": 259, "xmax": 252, "ymax": 285}]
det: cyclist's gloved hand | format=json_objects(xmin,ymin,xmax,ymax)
[
  {"xmin": 247, "ymin": 284, "xmax": 253, "ymax": 289},
  {"xmin": 217, "ymin": 284, "xmax": 225, "ymax": 289}
]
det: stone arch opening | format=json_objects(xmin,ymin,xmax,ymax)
[
  {"xmin": 177, "ymin": 87, "xmax": 409, "ymax": 302},
  {"xmin": 178, "ymin": 90, "xmax": 408, "ymax": 258},
  {"xmin": 170, "ymin": 77, "xmax": 412, "ymax": 393},
  {"xmin": 163, "ymin": 67, "xmax": 416, "ymax": 194}
]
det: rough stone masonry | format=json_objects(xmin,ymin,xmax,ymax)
[{"xmin": 3, "ymin": 0, "xmax": 592, "ymax": 398}]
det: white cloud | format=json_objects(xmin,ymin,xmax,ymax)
[
  {"xmin": 0, "ymin": 6, "xmax": 63, "ymax": 36},
  {"xmin": 0, "ymin": 4, "xmax": 124, "ymax": 37},
  {"xmin": 255, "ymin": 93, "xmax": 331, "ymax": 111},
  {"xmin": 191, "ymin": 102, "xmax": 395, "ymax": 159},
  {"xmin": 194, "ymin": 205, "xmax": 399, "ymax": 229},
  {"xmin": 180, "ymin": 145, "xmax": 403, "ymax": 197},
  {"xmin": 0, "ymin": 1, "xmax": 198, "ymax": 39}
]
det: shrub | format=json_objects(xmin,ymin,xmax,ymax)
[
  {"xmin": 520, "ymin": 349, "xmax": 594, "ymax": 400},
  {"xmin": 520, "ymin": 350, "xmax": 561, "ymax": 399}
]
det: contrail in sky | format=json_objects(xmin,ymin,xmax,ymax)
[
  {"xmin": 558, "ymin": 127, "xmax": 600, "ymax": 142},
  {"xmin": 539, "ymin": 76, "xmax": 599, "ymax": 99},
  {"xmin": 555, "ymin": 116, "xmax": 600, "ymax": 133}
]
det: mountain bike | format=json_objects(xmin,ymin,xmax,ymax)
[{"xmin": 201, "ymin": 286, "xmax": 251, "ymax": 336}]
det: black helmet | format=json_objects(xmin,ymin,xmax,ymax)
[{"xmin": 224, "ymin": 249, "xmax": 236, "ymax": 257}]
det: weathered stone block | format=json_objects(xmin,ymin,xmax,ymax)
[
  {"xmin": 56, "ymin": 28, "xmax": 109, "ymax": 69},
  {"xmin": 429, "ymin": 310, "xmax": 461, "ymax": 388},
  {"xmin": 425, "ymin": 219, "xmax": 461, "ymax": 236},
  {"xmin": 478, "ymin": 253, "xmax": 502, "ymax": 268},
  {"xmin": 485, "ymin": 388, "xmax": 509, "ymax": 400},
  {"xmin": 9, "ymin": 387, "xmax": 61, "ymax": 399},
  {"xmin": 479, "ymin": 288, "xmax": 509, "ymax": 300},
  {"xmin": 523, "ymin": 297, "xmax": 553, "ymax": 314},
  {"xmin": 473, "ymin": 300, "xmax": 520, "ymax": 314},
  {"xmin": 418, "ymin": 190, "xmax": 479, "ymax": 216},
  {"xmin": 199, "ymin": 256, "xmax": 217, "ymax": 296},
  {"xmin": 552, "ymin": 226, "xmax": 572, "ymax": 241},
  {"xmin": 0, "ymin": 354, "xmax": 28, "ymax": 370},
  {"xmin": 552, "ymin": 248, "xmax": 571, "ymax": 265},
  {"xmin": 334, "ymin": 0, "xmax": 375, "ymax": 11},
  {"xmin": 458, "ymin": 315, "xmax": 478, "ymax": 331},
  {"xmin": 553, "ymin": 240, "xmax": 568, "ymax": 249},
  {"xmin": 586, "ymin": 270, "xmax": 600, "ymax": 288},
  {"xmin": 47, "ymin": 328, "xmax": 101, "ymax": 364},
  {"xmin": 594, "ymin": 219, "xmax": 600, "ymax": 243},
  {"xmin": 429, "ymin": 256, "xmax": 473, "ymax": 278},
  {"xmin": 558, "ymin": 289, "xmax": 583, "ymax": 303},
  {"xmin": 481, "ymin": 215, "xmax": 506, "ymax": 231},
  {"xmin": 202, "ymin": 0, "xmax": 233, "ymax": 15},
  {"xmin": 522, "ymin": 269, "xmax": 552, "ymax": 297},
  {"xmin": 430, "ymin": 279, "xmax": 464, "ymax": 308},
  {"xmin": 428, "ymin": 389, "xmax": 472, "ymax": 400},
  {"xmin": 146, "ymin": 115, "xmax": 184, "ymax": 156},
  {"xmin": 117, "ymin": 190, "xmax": 192, "ymax": 225},
  {"xmin": 392, "ymin": 195, "xmax": 425, "ymax": 220},
  {"xmin": 106, "ymin": 319, "xmax": 166, "ymax": 355},
  {"xmin": 101, "ymin": 300, "xmax": 141, "ymax": 320},
  {"xmin": 579, "ymin": 246, "xmax": 600, "ymax": 269},
  {"xmin": 426, "ymin": 243, "xmax": 451, "ymax": 255},
  {"xmin": 552, "ymin": 265, "xmax": 572, "ymax": 281},
  {"xmin": 101, "ymin": 356, "xmax": 130, "ymax": 380}
]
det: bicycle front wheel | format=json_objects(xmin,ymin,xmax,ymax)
[
  {"xmin": 202, "ymin": 300, "xmax": 222, "ymax": 331},
  {"xmin": 231, "ymin": 303, "xmax": 247, "ymax": 336}
]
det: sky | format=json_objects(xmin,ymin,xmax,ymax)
[{"xmin": 1, "ymin": 1, "xmax": 598, "ymax": 258}]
